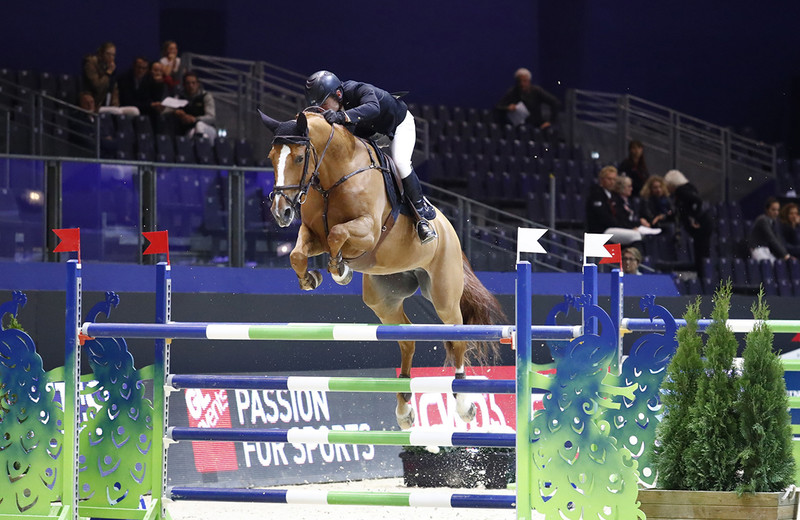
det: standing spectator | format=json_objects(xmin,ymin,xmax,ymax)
[
  {"xmin": 639, "ymin": 175, "xmax": 674, "ymax": 229},
  {"xmin": 165, "ymin": 71, "xmax": 216, "ymax": 143},
  {"xmin": 749, "ymin": 197, "xmax": 792, "ymax": 262},
  {"xmin": 159, "ymin": 40, "xmax": 183, "ymax": 92},
  {"xmin": 118, "ymin": 57, "xmax": 152, "ymax": 116},
  {"xmin": 779, "ymin": 202, "xmax": 800, "ymax": 257},
  {"xmin": 82, "ymin": 41, "xmax": 139, "ymax": 116},
  {"xmin": 585, "ymin": 165, "xmax": 643, "ymax": 246},
  {"xmin": 622, "ymin": 247, "xmax": 643, "ymax": 275},
  {"xmin": 494, "ymin": 68, "xmax": 560, "ymax": 129},
  {"xmin": 618, "ymin": 140, "xmax": 649, "ymax": 197},
  {"xmin": 664, "ymin": 169, "xmax": 713, "ymax": 273}
]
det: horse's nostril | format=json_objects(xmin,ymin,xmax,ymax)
[{"xmin": 283, "ymin": 207, "xmax": 293, "ymax": 220}]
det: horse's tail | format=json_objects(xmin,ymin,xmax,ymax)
[{"xmin": 454, "ymin": 252, "xmax": 507, "ymax": 366}]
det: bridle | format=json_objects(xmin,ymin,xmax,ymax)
[{"xmin": 269, "ymin": 109, "xmax": 388, "ymax": 236}]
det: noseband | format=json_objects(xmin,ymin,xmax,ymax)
[{"xmin": 268, "ymin": 119, "xmax": 335, "ymax": 212}]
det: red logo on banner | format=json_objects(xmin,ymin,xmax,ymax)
[
  {"xmin": 185, "ymin": 388, "xmax": 239, "ymax": 472},
  {"xmin": 398, "ymin": 366, "xmax": 554, "ymax": 430}
]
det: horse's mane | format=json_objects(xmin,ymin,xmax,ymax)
[{"xmin": 304, "ymin": 112, "xmax": 357, "ymax": 156}]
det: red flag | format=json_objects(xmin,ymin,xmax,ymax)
[
  {"xmin": 792, "ymin": 333, "xmax": 800, "ymax": 343},
  {"xmin": 143, "ymin": 231, "xmax": 170, "ymax": 264},
  {"xmin": 598, "ymin": 243, "xmax": 621, "ymax": 267},
  {"xmin": 53, "ymin": 228, "xmax": 81, "ymax": 262}
]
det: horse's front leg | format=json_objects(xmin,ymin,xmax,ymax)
[
  {"xmin": 290, "ymin": 224, "xmax": 325, "ymax": 291},
  {"xmin": 326, "ymin": 216, "xmax": 376, "ymax": 285}
]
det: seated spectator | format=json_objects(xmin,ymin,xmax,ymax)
[
  {"xmin": 639, "ymin": 175, "xmax": 674, "ymax": 229},
  {"xmin": 82, "ymin": 41, "xmax": 139, "ymax": 116},
  {"xmin": 494, "ymin": 68, "xmax": 560, "ymax": 129},
  {"xmin": 69, "ymin": 91, "xmax": 117, "ymax": 155},
  {"xmin": 147, "ymin": 62, "xmax": 169, "ymax": 131},
  {"xmin": 779, "ymin": 202, "xmax": 800, "ymax": 257},
  {"xmin": 159, "ymin": 40, "xmax": 183, "ymax": 92},
  {"xmin": 664, "ymin": 169, "xmax": 713, "ymax": 273},
  {"xmin": 618, "ymin": 140, "xmax": 649, "ymax": 197},
  {"xmin": 622, "ymin": 247, "xmax": 643, "ymax": 275},
  {"xmin": 118, "ymin": 57, "xmax": 152, "ymax": 116},
  {"xmin": 585, "ymin": 165, "xmax": 644, "ymax": 246},
  {"xmin": 163, "ymin": 71, "xmax": 216, "ymax": 143},
  {"xmin": 749, "ymin": 197, "xmax": 793, "ymax": 263},
  {"xmin": 613, "ymin": 175, "xmax": 648, "ymax": 228}
]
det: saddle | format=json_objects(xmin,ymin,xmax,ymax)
[{"xmin": 361, "ymin": 137, "xmax": 414, "ymax": 220}]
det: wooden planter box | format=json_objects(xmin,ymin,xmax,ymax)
[{"xmin": 638, "ymin": 489, "xmax": 799, "ymax": 520}]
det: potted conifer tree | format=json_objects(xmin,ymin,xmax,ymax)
[{"xmin": 644, "ymin": 283, "xmax": 798, "ymax": 519}]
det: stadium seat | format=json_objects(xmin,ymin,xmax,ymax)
[
  {"xmin": 174, "ymin": 135, "xmax": 195, "ymax": 163},
  {"xmin": 155, "ymin": 134, "xmax": 175, "ymax": 163},
  {"xmin": 214, "ymin": 137, "xmax": 233, "ymax": 166},
  {"xmin": 194, "ymin": 135, "xmax": 214, "ymax": 165},
  {"xmin": 234, "ymin": 138, "xmax": 253, "ymax": 167},
  {"xmin": 136, "ymin": 132, "xmax": 155, "ymax": 161}
]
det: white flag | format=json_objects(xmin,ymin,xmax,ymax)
[
  {"xmin": 583, "ymin": 233, "xmax": 613, "ymax": 264},
  {"xmin": 517, "ymin": 228, "xmax": 547, "ymax": 263}
]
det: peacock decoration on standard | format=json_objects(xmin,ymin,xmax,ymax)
[
  {"xmin": 78, "ymin": 292, "xmax": 154, "ymax": 507},
  {"xmin": 0, "ymin": 291, "xmax": 63, "ymax": 515},
  {"xmin": 613, "ymin": 294, "xmax": 677, "ymax": 488},
  {"xmin": 533, "ymin": 294, "xmax": 643, "ymax": 520}
]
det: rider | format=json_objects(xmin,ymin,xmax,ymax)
[{"xmin": 304, "ymin": 70, "xmax": 437, "ymax": 244}]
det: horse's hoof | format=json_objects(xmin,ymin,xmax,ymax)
[
  {"xmin": 456, "ymin": 398, "xmax": 477, "ymax": 423},
  {"xmin": 331, "ymin": 263, "xmax": 353, "ymax": 285},
  {"xmin": 300, "ymin": 270, "xmax": 322, "ymax": 291},
  {"xmin": 397, "ymin": 406, "xmax": 416, "ymax": 430}
]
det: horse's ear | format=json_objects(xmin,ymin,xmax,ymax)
[
  {"xmin": 257, "ymin": 107, "xmax": 280, "ymax": 132},
  {"xmin": 296, "ymin": 112, "xmax": 308, "ymax": 135}
]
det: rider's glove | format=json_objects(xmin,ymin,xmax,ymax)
[{"xmin": 323, "ymin": 109, "xmax": 347, "ymax": 125}]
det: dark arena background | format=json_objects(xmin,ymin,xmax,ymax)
[{"xmin": 2, "ymin": 2, "xmax": 800, "ymax": 519}]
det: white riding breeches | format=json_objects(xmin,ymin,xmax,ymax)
[{"xmin": 390, "ymin": 110, "xmax": 415, "ymax": 179}]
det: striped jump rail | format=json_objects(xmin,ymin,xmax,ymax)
[
  {"xmin": 167, "ymin": 427, "xmax": 516, "ymax": 448},
  {"xmin": 167, "ymin": 374, "xmax": 519, "ymax": 394},
  {"xmin": 621, "ymin": 318, "xmax": 800, "ymax": 334},
  {"xmin": 80, "ymin": 322, "xmax": 582, "ymax": 341},
  {"xmin": 168, "ymin": 487, "xmax": 516, "ymax": 509}
]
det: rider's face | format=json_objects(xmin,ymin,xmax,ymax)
[{"xmin": 321, "ymin": 92, "xmax": 342, "ymax": 111}]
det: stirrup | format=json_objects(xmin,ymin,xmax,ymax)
[{"xmin": 416, "ymin": 219, "xmax": 437, "ymax": 244}]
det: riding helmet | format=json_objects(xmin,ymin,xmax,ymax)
[{"xmin": 305, "ymin": 70, "xmax": 343, "ymax": 107}]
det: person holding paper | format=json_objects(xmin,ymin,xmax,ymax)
[
  {"xmin": 494, "ymin": 68, "xmax": 560, "ymax": 129},
  {"xmin": 164, "ymin": 71, "xmax": 216, "ymax": 143}
]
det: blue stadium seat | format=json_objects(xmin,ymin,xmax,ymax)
[
  {"xmin": 136, "ymin": 132, "xmax": 155, "ymax": 161},
  {"xmin": 39, "ymin": 71, "xmax": 58, "ymax": 96},
  {"xmin": 133, "ymin": 115, "xmax": 153, "ymax": 137},
  {"xmin": 155, "ymin": 134, "xmax": 175, "ymax": 163},
  {"xmin": 175, "ymin": 135, "xmax": 195, "ymax": 163},
  {"xmin": 114, "ymin": 130, "xmax": 135, "ymax": 160},
  {"xmin": 214, "ymin": 137, "xmax": 233, "ymax": 166},
  {"xmin": 746, "ymin": 258, "xmax": 761, "ymax": 286},
  {"xmin": 234, "ymin": 138, "xmax": 253, "ymax": 166},
  {"xmin": 57, "ymin": 73, "xmax": 78, "ymax": 104},
  {"xmin": 194, "ymin": 135, "xmax": 214, "ymax": 165}
]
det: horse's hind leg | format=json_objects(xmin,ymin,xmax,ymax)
[
  {"xmin": 422, "ymin": 255, "xmax": 476, "ymax": 424},
  {"xmin": 362, "ymin": 272, "xmax": 419, "ymax": 430}
]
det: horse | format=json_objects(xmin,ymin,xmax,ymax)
[{"xmin": 259, "ymin": 108, "xmax": 506, "ymax": 429}]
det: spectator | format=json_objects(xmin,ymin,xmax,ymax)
[
  {"xmin": 639, "ymin": 175, "xmax": 674, "ymax": 229},
  {"xmin": 585, "ymin": 165, "xmax": 643, "ymax": 246},
  {"xmin": 159, "ymin": 40, "xmax": 183, "ymax": 92},
  {"xmin": 164, "ymin": 71, "xmax": 216, "ymax": 143},
  {"xmin": 749, "ymin": 197, "xmax": 792, "ymax": 263},
  {"xmin": 69, "ymin": 91, "xmax": 117, "ymax": 156},
  {"xmin": 613, "ymin": 175, "xmax": 648, "ymax": 228},
  {"xmin": 147, "ymin": 62, "xmax": 169, "ymax": 131},
  {"xmin": 622, "ymin": 247, "xmax": 643, "ymax": 275},
  {"xmin": 664, "ymin": 169, "xmax": 713, "ymax": 273},
  {"xmin": 494, "ymin": 68, "xmax": 560, "ymax": 129},
  {"xmin": 82, "ymin": 41, "xmax": 139, "ymax": 116},
  {"xmin": 779, "ymin": 202, "xmax": 800, "ymax": 257},
  {"xmin": 618, "ymin": 140, "xmax": 649, "ymax": 197},
  {"xmin": 118, "ymin": 57, "xmax": 152, "ymax": 116}
]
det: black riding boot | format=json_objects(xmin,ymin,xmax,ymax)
[{"xmin": 402, "ymin": 171, "xmax": 437, "ymax": 244}]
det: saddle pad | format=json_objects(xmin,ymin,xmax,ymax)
[{"xmin": 365, "ymin": 139, "xmax": 413, "ymax": 220}]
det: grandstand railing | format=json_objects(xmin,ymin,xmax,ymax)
[
  {"xmin": 566, "ymin": 89, "xmax": 777, "ymax": 203},
  {"xmin": 182, "ymin": 53, "xmax": 430, "ymax": 162},
  {"xmin": 0, "ymin": 153, "xmax": 583, "ymax": 272}
]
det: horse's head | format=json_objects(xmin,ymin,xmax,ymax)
[{"xmin": 259, "ymin": 109, "xmax": 313, "ymax": 227}]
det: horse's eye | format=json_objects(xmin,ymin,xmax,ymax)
[{"xmin": 294, "ymin": 155, "xmax": 304, "ymax": 164}]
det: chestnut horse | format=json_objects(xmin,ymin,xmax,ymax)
[{"xmin": 259, "ymin": 109, "xmax": 505, "ymax": 429}]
